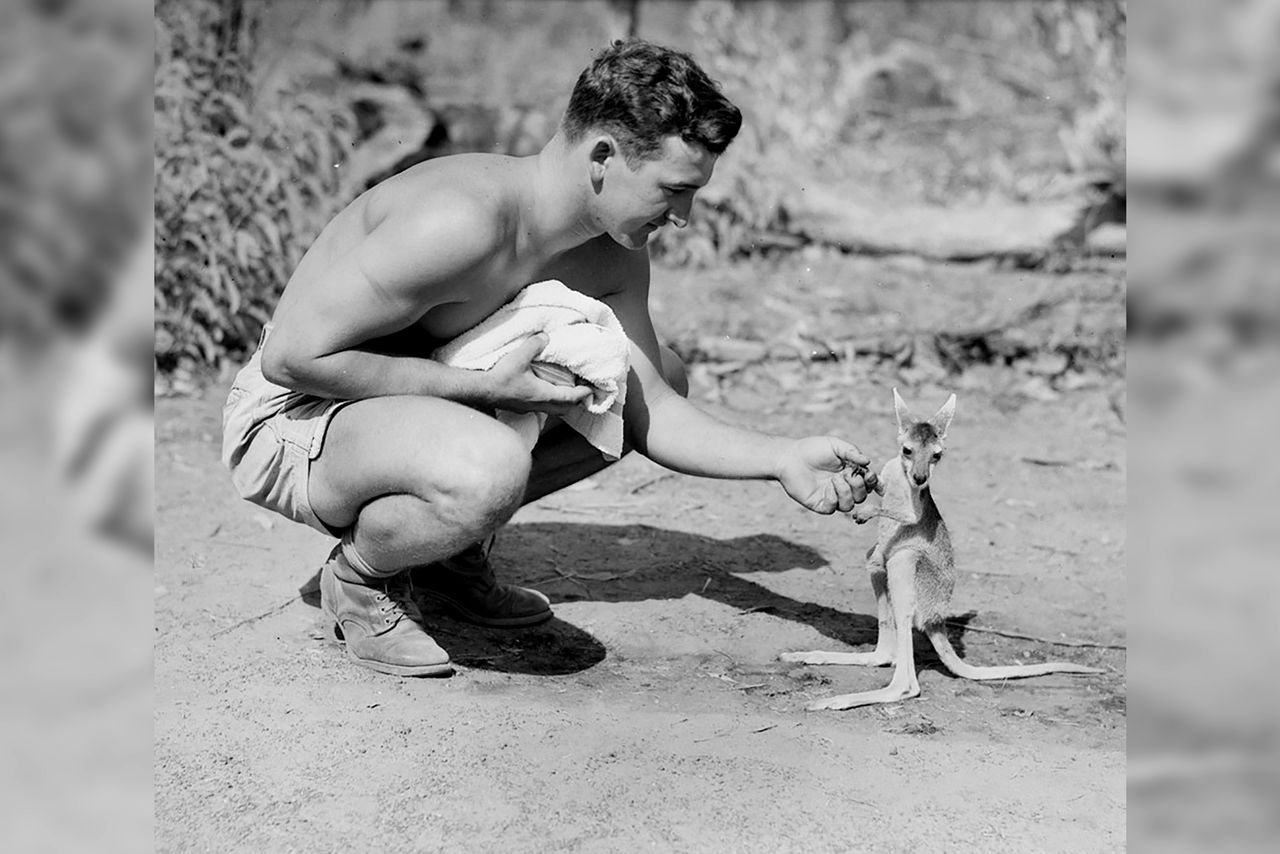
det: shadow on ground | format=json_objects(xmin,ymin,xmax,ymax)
[{"xmin": 296, "ymin": 522, "xmax": 978, "ymax": 676}]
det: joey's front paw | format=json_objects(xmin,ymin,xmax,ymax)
[{"xmin": 851, "ymin": 507, "xmax": 877, "ymax": 525}]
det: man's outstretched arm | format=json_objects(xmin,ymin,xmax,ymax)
[{"xmin": 607, "ymin": 254, "xmax": 876, "ymax": 514}]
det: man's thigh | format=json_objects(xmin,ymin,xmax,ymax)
[{"xmin": 308, "ymin": 395, "xmax": 528, "ymax": 531}]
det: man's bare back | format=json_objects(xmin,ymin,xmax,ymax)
[{"xmin": 274, "ymin": 154, "xmax": 629, "ymax": 349}]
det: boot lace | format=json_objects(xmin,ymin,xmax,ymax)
[{"xmin": 375, "ymin": 575, "xmax": 419, "ymax": 625}]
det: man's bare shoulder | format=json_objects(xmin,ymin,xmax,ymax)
[{"xmin": 366, "ymin": 153, "xmax": 523, "ymax": 251}]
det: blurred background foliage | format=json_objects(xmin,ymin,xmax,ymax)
[
  {"xmin": 155, "ymin": 0, "xmax": 356, "ymax": 371},
  {"xmin": 152, "ymin": 0, "xmax": 1125, "ymax": 378},
  {"xmin": 0, "ymin": 0, "xmax": 150, "ymax": 347}
]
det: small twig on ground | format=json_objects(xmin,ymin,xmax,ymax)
[
  {"xmin": 536, "ymin": 504, "xmax": 597, "ymax": 516},
  {"xmin": 1021, "ymin": 457, "xmax": 1118, "ymax": 471},
  {"xmin": 538, "ymin": 502, "xmax": 647, "ymax": 516},
  {"xmin": 542, "ymin": 565, "xmax": 592, "ymax": 597},
  {"xmin": 628, "ymin": 472, "xmax": 674, "ymax": 495},
  {"xmin": 207, "ymin": 538, "xmax": 272, "ymax": 551},
  {"xmin": 1031, "ymin": 543, "xmax": 1081, "ymax": 557},
  {"xmin": 573, "ymin": 569, "xmax": 639, "ymax": 582},
  {"xmin": 947, "ymin": 620, "xmax": 1125, "ymax": 651},
  {"xmin": 1021, "ymin": 457, "xmax": 1074, "ymax": 467},
  {"xmin": 713, "ymin": 648, "xmax": 738, "ymax": 667},
  {"xmin": 212, "ymin": 595, "xmax": 299, "ymax": 638}
]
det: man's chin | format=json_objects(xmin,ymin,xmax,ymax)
[{"xmin": 612, "ymin": 228, "xmax": 655, "ymax": 251}]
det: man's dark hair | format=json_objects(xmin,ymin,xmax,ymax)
[{"xmin": 562, "ymin": 39, "xmax": 742, "ymax": 163}]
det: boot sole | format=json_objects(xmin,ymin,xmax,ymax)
[
  {"xmin": 324, "ymin": 608, "xmax": 454, "ymax": 677},
  {"xmin": 419, "ymin": 590, "xmax": 553, "ymax": 628},
  {"xmin": 341, "ymin": 645, "xmax": 453, "ymax": 677}
]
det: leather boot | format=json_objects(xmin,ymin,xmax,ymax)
[
  {"xmin": 320, "ymin": 547, "xmax": 452, "ymax": 676},
  {"xmin": 410, "ymin": 537, "xmax": 552, "ymax": 628}
]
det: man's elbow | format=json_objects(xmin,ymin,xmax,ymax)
[{"xmin": 259, "ymin": 339, "xmax": 305, "ymax": 389}]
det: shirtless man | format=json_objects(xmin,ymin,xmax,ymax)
[{"xmin": 222, "ymin": 39, "xmax": 877, "ymax": 677}]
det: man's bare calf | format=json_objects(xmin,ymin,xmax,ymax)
[{"xmin": 781, "ymin": 389, "xmax": 1102, "ymax": 711}]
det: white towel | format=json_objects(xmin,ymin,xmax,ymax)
[{"xmin": 433, "ymin": 280, "xmax": 630, "ymax": 460}]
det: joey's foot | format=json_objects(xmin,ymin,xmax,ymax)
[
  {"xmin": 806, "ymin": 684, "xmax": 921, "ymax": 711},
  {"xmin": 781, "ymin": 650, "xmax": 894, "ymax": 667}
]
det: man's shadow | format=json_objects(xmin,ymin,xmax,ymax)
[{"xmin": 300, "ymin": 521, "xmax": 972, "ymax": 676}]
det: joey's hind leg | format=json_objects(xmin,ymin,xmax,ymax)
[
  {"xmin": 780, "ymin": 563, "xmax": 895, "ymax": 667},
  {"xmin": 807, "ymin": 551, "xmax": 921, "ymax": 711}
]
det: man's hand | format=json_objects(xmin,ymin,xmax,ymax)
[
  {"xmin": 773, "ymin": 436, "xmax": 878, "ymax": 515},
  {"xmin": 487, "ymin": 334, "xmax": 594, "ymax": 415}
]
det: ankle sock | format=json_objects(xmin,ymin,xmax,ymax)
[{"xmin": 338, "ymin": 531, "xmax": 397, "ymax": 581}]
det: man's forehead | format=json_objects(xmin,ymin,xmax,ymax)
[{"xmin": 646, "ymin": 136, "xmax": 716, "ymax": 182}]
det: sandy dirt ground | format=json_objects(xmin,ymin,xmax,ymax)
[{"xmin": 155, "ymin": 257, "xmax": 1125, "ymax": 852}]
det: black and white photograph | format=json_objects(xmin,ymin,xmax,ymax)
[
  {"xmin": 1, "ymin": 0, "xmax": 1277, "ymax": 851},
  {"xmin": 154, "ymin": 1, "xmax": 1127, "ymax": 849}
]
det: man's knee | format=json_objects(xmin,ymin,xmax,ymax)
[
  {"xmin": 431, "ymin": 427, "xmax": 531, "ymax": 530},
  {"xmin": 660, "ymin": 345, "xmax": 689, "ymax": 398}
]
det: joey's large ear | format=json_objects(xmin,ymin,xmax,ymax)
[
  {"xmin": 892, "ymin": 387, "xmax": 913, "ymax": 433},
  {"xmin": 931, "ymin": 393, "xmax": 957, "ymax": 436}
]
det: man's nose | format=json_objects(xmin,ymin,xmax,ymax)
[{"xmin": 666, "ymin": 196, "xmax": 693, "ymax": 228}]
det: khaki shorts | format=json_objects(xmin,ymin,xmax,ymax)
[{"xmin": 221, "ymin": 325, "xmax": 353, "ymax": 536}]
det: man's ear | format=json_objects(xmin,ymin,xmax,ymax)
[{"xmin": 588, "ymin": 136, "xmax": 616, "ymax": 185}]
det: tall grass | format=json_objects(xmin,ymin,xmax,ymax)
[{"xmin": 154, "ymin": 0, "xmax": 355, "ymax": 373}]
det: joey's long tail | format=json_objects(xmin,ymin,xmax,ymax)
[{"xmin": 925, "ymin": 627, "xmax": 1103, "ymax": 680}]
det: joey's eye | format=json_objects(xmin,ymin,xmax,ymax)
[
  {"xmin": 932, "ymin": 451, "xmax": 943, "ymax": 461},
  {"xmin": 901, "ymin": 447, "xmax": 913, "ymax": 457}
]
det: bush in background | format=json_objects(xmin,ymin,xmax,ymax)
[
  {"xmin": 154, "ymin": 0, "xmax": 355, "ymax": 374},
  {"xmin": 650, "ymin": 0, "xmax": 1125, "ymax": 267}
]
